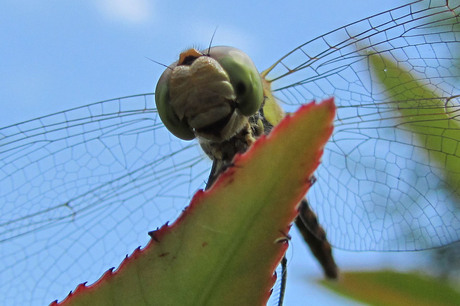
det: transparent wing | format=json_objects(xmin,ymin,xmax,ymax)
[
  {"xmin": 264, "ymin": 0, "xmax": 460, "ymax": 250},
  {"xmin": 0, "ymin": 94, "xmax": 211, "ymax": 304}
]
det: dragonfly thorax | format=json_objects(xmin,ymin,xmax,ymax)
[
  {"xmin": 199, "ymin": 111, "xmax": 264, "ymax": 159},
  {"xmin": 200, "ymin": 107, "xmax": 272, "ymax": 187}
]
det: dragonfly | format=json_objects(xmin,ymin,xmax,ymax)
[{"xmin": 1, "ymin": 0, "xmax": 459, "ymax": 304}]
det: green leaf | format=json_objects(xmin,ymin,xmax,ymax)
[
  {"xmin": 368, "ymin": 52, "xmax": 460, "ymax": 199},
  {"xmin": 320, "ymin": 270, "xmax": 460, "ymax": 306},
  {"xmin": 52, "ymin": 98, "xmax": 336, "ymax": 306}
]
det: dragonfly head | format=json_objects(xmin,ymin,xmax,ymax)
[{"xmin": 155, "ymin": 46, "xmax": 264, "ymax": 141}]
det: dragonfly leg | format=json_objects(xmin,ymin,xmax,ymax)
[
  {"xmin": 295, "ymin": 199, "xmax": 338, "ymax": 279},
  {"xmin": 205, "ymin": 159, "xmax": 231, "ymax": 190},
  {"xmin": 277, "ymin": 255, "xmax": 287, "ymax": 306}
]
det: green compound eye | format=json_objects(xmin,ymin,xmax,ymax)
[
  {"xmin": 155, "ymin": 61, "xmax": 196, "ymax": 140},
  {"xmin": 208, "ymin": 46, "xmax": 264, "ymax": 117}
]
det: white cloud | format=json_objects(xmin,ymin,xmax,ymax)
[{"xmin": 95, "ymin": 0, "xmax": 154, "ymax": 25}]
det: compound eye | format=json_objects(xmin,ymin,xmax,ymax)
[
  {"xmin": 155, "ymin": 61, "xmax": 195, "ymax": 140},
  {"xmin": 208, "ymin": 46, "xmax": 263, "ymax": 116}
]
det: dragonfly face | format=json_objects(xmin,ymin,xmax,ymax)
[
  {"xmin": 155, "ymin": 46, "xmax": 264, "ymax": 143},
  {"xmin": 1, "ymin": 0, "xmax": 459, "ymax": 304}
]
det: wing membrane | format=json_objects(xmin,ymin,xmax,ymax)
[
  {"xmin": 0, "ymin": 94, "xmax": 210, "ymax": 304},
  {"xmin": 265, "ymin": 0, "xmax": 460, "ymax": 250}
]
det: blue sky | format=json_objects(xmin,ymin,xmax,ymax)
[
  {"xmin": 1, "ymin": 0, "xmax": 405, "ymax": 126},
  {"xmin": 0, "ymin": 0, "xmax": 437, "ymax": 305}
]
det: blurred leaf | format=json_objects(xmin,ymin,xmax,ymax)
[
  {"xmin": 320, "ymin": 270, "xmax": 460, "ymax": 306},
  {"xmin": 368, "ymin": 52, "xmax": 460, "ymax": 201},
  {"xmin": 423, "ymin": 1, "xmax": 460, "ymax": 79},
  {"xmin": 52, "ymin": 99, "xmax": 335, "ymax": 306}
]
